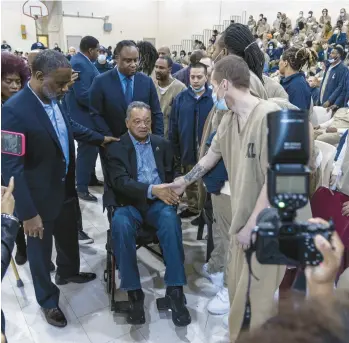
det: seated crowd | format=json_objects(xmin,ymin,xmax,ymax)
[{"xmin": 1, "ymin": 9, "xmax": 349, "ymax": 343}]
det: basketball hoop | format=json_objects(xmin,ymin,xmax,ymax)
[{"xmin": 23, "ymin": 0, "xmax": 48, "ymax": 20}]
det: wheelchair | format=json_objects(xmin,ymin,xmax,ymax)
[{"xmin": 103, "ymin": 206, "xmax": 177, "ymax": 316}]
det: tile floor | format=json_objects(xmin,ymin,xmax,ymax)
[{"xmin": 2, "ymin": 160, "xmax": 230, "ymax": 343}]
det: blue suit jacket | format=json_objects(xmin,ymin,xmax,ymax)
[
  {"xmin": 89, "ymin": 69, "xmax": 164, "ymax": 137},
  {"xmin": 1, "ymin": 85, "xmax": 104, "ymax": 222},
  {"xmin": 65, "ymin": 52, "xmax": 99, "ymax": 129},
  {"xmin": 328, "ymin": 32, "xmax": 347, "ymax": 47}
]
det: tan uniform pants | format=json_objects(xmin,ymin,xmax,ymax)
[
  {"xmin": 314, "ymin": 130, "xmax": 341, "ymax": 146},
  {"xmin": 207, "ymin": 194, "xmax": 232, "ymax": 286},
  {"xmin": 227, "ymin": 235, "xmax": 286, "ymax": 342},
  {"xmin": 182, "ymin": 165, "xmax": 199, "ymax": 214}
]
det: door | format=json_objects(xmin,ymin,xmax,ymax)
[
  {"xmin": 66, "ymin": 35, "xmax": 82, "ymax": 52},
  {"xmin": 37, "ymin": 34, "xmax": 49, "ymax": 48}
]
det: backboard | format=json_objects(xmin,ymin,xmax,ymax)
[{"xmin": 23, "ymin": 0, "xmax": 48, "ymax": 20}]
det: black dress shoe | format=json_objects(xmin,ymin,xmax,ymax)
[
  {"xmin": 15, "ymin": 249, "xmax": 27, "ymax": 266},
  {"xmin": 166, "ymin": 287, "xmax": 191, "ymax": 327},
  {"xmin": 55, "ymin": 272, "xmax": 96, "ymax": 285},
  {"xmin": 42, "ymin": 307, "xmax": 67, "ymax": 328},
  {"xmin": 89, "ymin": 178, "xmax": 104, "ymax": 187},
  {"xmin": 77, "ymin": 192, "xmax": 97, "ymax": 202},
  {"xmin": 179, "ymin": 209, "xmax": 199, "ymax": 219},
  {"xmin": 127, "ymin": 289, "xmax": 145, "ymax": 325},
  {"xmin": 190, "ymin": 216, "xmax": 200, "ymax": 226},
  {"xmin": 50, "ymin": 261, "xmax": 56, "ymax": 272}
]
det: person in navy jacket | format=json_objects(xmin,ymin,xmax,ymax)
[
  {"xmin": 328, "ymin": 20, "xmax": 347, "ymax": 48},
  {"xmin": 90, "ymin": 40, "xmax": 163, "ymax": 138},
  {"xmin": 279, "ymin": 47, "xmax": 315, "ymax": 110},
  {"xmin": 319, "ymin": 45, "xmax": 349, "ymax": 111},
  {"xmin": 65, "ymin": 36, "xmax": 102, "ymax": 202},
  {"xmin": 169, "ymin": 63, "xmax": 213, "ymax": 218},
  {"xmin": 1, "ymin": 50, "xmax": 116, "ymax": 328}
]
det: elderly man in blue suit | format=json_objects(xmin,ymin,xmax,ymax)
[
  {"xmin": 65, "ymin": 36, "xmax": 102, "ymax": 203},
  {"xmin": 90, "ymin": 40, "xmax": 164, "ymax": 138}
]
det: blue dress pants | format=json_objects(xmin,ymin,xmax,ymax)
[
  {"xmin": 27, "ymin": 198, "xmax": 80, "ymax": 308},
  {"xmin": 111, "ymin": 201, "xmax": 186, "ymax": 291},
  {"xmin": 76, "ymin": 142, "xmax": 98, "ymax": 193}
]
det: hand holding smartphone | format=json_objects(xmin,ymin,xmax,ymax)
[{"xmin": 1, "ymin": 130, "xmax": 26, "ymax": 156}]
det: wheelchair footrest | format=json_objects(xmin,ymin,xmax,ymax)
[
  {"xmin": 111, "ymin": 300, "xmax": 130, "ymax": 313},
  {"xmin": 156, "ymin": 297, "xmax": 170, "ymax": 311}
]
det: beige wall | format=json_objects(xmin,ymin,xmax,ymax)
[{"xmin": 1, "ymin": 0, "xmax": 348, "ymax": 53}]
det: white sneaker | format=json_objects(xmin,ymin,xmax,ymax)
[
  {"xmin": 193, "ymin": 262, "xmax": 224, "ymax": 288},
  {"xmin": 223, "ymin": 314, "xmax": 229, "ymax": 330},
  {"xmin": 207, "ymin": 287, "xmax": 230, "ymax": 315}
]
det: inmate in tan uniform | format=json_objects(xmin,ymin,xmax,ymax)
[{"xmin": 210, "ymin": 99, "xmax": 286, "ymax": 342}]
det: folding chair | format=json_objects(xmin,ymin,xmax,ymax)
[{"xmin": 104, "ymin": 206, "xmax": 176, "ymax": 314}]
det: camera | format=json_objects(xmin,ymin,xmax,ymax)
[{"xmin": 251, "ymin": 110, "xmax": 334, "ymax": 267}]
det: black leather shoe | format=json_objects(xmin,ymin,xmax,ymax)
[
  {"xmin": 89, "ymin": 178, "xmax": 104, "ymax": 187},
  {"xmin": 166, "ymin": 287, "xmax": 191, "ymax": 327},
  {"xmin": 55, "ymin": 272, "xmax": 96, "ymax": 285},
  {"xmin": 179, "ymin": 209, "xmax": 199, "ymax": 219},
  {"xmin": 15, "ymin": 249, "xmax": 27, "ymax": 266},
  {"xmin": 42, "ymin": 307, "xmax": 67, "ymax": 328},
  {"xmin": 50, "ymin": 261, "xmax": 56, "ymax": 272},
  {"xmin": 127, "ymin": 289, "xmax": 145, "ymax": 325},
  {"xmin": 190, "ymin": 216, "xmax": 200, "ymax": 226},
  {"xmin": 77, "ymin": 192, "xmax": 97, "ymax": 202}
]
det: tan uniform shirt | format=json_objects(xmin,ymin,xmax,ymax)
[
  {"xmin": 210, "ymin": 100, "xmax": 281, "ymax": 234},
  {"xmin": 155, "ymin": 79, "xmax": 186, "ymax": 139}
]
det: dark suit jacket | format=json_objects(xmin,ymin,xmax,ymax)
[
  {"xmin": 65, "ymin": 52, "xmax": 99, "ymax": 129},
  {"xmin": 90, "ymin": 69, "xmax": 164, "ymax": 137},
  {"xmin": 1, "ymin": 85, "xmax": 104, "ymax": 222},
  {"xmin": 102, "ymin": 133, "xmax": 174, "ymax": 211}
]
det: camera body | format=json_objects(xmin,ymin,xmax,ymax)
[{"xmin": 252, "ymin": 110, "xmax": 334, "ymax": 267}]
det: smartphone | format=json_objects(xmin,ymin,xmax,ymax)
[{"xmin": 1, "ymin": 130, "xmax": 26, "ymax": 156}]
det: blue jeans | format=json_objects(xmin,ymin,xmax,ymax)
[
  {"xmin": 76, "ymin": 142, "xmax": 98, "ymax": 193},
  {"xmin": 111, "ymin": 201, "xmax": 186, "ymax": 291}
]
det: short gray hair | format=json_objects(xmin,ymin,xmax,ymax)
[
  {"xmin": 32, "ymin": 49, "xmax": 71, "ymax": 76},
  {"xmin": 126, "ymin": 101, "xmax": 151, "ymax": 120}
]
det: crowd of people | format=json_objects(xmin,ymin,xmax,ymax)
[{"xmin": 1, "ymin": 8, "xmax": 349, "ymax": 343}]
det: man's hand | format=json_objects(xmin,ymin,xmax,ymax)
[
  {"xmin": 329, "ymin": 171, "xmax": 338, "ymax": 188},
  {"xmin": 236, "ymin": 226, "xmax": 252, "ymax": 251},
  {"xmin": 327, "ymin": 105, "xmax": 338, "ymax": 113},
  {"xmin": 322, "ymin": 101, "xmax": 330, "ymax": 108},
  {"xmin": 326, "ymin": 127, "xmax": 337, "ymax": 133},
  {"xmin": 152, "ymin": 184, "xmax": 180, "ymax": 205},
  {"xmin": 168, "ymin": 176, "xmax": 187, "ymax": 196},
  {"xmin": 342, "ymin": 201, "xmax": 349, "ymax": 216},
  {"xmin": 305, "ymin": 218, "xmax": 344, "ymax": 297},
  {"xmin": 67, "ymin": 71, "xmax": 80, "ymax": 88},
  {"xmin": 1, "ymin": 176, "xmax": 15, "ymax": 215},
  {"xmin": 23, "ymin": 215, "xmax": 44, "ymax": 239},
  {"xmin": 101, "ymin": 136, "xmax": 120, "ymax": 147}
]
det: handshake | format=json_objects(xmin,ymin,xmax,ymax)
[{"xmin": 152, "ymin": 177, "xmax": 187, "ymax": 206}]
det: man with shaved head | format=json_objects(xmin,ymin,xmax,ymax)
[{"xmin": 158, "ymin": 46, "xmax": 182, "ymax": 74}]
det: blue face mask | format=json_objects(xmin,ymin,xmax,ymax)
[
  {"xmin": 212, "ymin": 92, "xmax": 229, "ymax": 111},
  {"xmin": 191, "ymin": 85, "xmax": 205, "ymax": 93}
]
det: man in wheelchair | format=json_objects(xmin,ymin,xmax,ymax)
[{"xmin": 102, "ymin": 101, "xmax": 191, "ymax": 327}]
